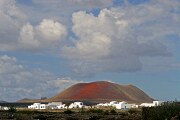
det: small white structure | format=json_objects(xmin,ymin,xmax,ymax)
[
  {"xmin": 0, "ymin": 106, "xmax": 9, "ymax": 110},
  {"xmin": 57, "ymin": 104, "xmax": 67, "ymax": 109},
  {"xmin": 114, "ymin": 101, "xmax": 131, "ymax": 109},
  {"xmin": 153, "ymin": 101, "xmax": 163, "ymax": 106},
  {"xmin": 140, "ymin": 101, "xmax": 164, "ymax": 107},
  {"xmin": 48, "ymin": 102, "xmax": 63, "ymax": 109},
  {"xmin": 40, "ymin": 104, "xmax": 47, "ymax": 109},
  {"xmin": 109, "ymin": 101, "xmax": 119, "ymax": 106},
  {"xmin": 96, "ymin": 101, "xmax": 133, "ymax": 109},
  {"xmin": 96, "ymin": 103, "xmax": 104, "ymax": 107},
  {"xmin": 96, "ymin": 102, "xmax": 110, "ymax": 107},
  {"xmin": 28, "ymin": 103, "xmax": 48, "ymax": 109},
  {"xmin": 129, "ymin": 104, "xmax": 138, "ymax": 108},
  {"xmin": 3, "ymin": 107, "xmax": 9, "ymax": 110},
  {"xmin": 28, "ymin": 103, "xmax": 41, "ymax": 109},
  {"xmin": 140, "ymin": 103, "xmax": 154, "ymax": 107},
  {"xmin": 69, "ymin": 102, "xmax": 83, "ymax": 109}
]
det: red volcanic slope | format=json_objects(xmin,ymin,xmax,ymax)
[{"xmin": 50, "ymin": 81, "xmax": 153, "ymax": 103}]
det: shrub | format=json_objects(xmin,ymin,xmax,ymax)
[
  {"xmin": 103, "ymin": 110, "xmax": 109, "ymax": 115},
  {"xmin": 88, "ymin": 109, "xmax": 104, "ymax": 113},
  {"xmin": 15, "ymin": 113, "xmax": 33, "ymax": 120},
  {"xmin": 128, "ymin": 108, "xmax": 139, "ymax": 114},
  {"xmin": 8, "ymin": 106, "xmax": 16, "ymax": 113},
  {"xmin": 33, "ymin": 114, "xmax": 47, "ymax": 120},
  {"xmin": 142, "ymin": 101, "xmax": 180, "ymax": 120},
  {"xmin": 89, "ymin": 115, "xmax": 101, "ymax": 120},
  {"xmin": 64, "ymin": 109, "xmax": 74, "ymax": 114},
  {"xmin": 110, "ymin": 109, "xmax": 117, "ymax": 114}
]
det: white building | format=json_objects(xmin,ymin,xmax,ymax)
[
  {"xmin": 47, "ymin": 102, "xmax": 63, "ymax": 109},
  {"xmin": 129, "ymin": 104, "xmax": 138, "ymax": 108},
  {"xmin": 28, "ymin": 103, "xmax": 41, "ymax": 109},
  {"xmin": 109, "ymin": 101, "xmax": 119, "ymax": 106},
  {"xmin": 57, "ymin": 104, "xmax": 67, "ymax": 109},
  {"xmin": 96, "ymin": 102, "xmax": 110, "ymax": 107},
  {"xmin": 0, "ymin": 106, "xmax": 9, "ymax": 110},
  {"xmin": 140, "ymin": 103, "xmax": 154, "ymax": 107},
  {"xmin": 96, "ymin": 101, "xmax": 134, "ymax": 109},
  {"xmin": 140, "ymin": 101, "xmax": 164, "ymax": 107},
  {"xmin": 114, "ymin": 101, "xmax": 131, "ymax": 109},
  {"xmin": 153, "ymin": 101, "xmax": 163, "ymax": 106},
  {"xmin": 3, "ymin": 107, "xmax": 9, "ymax": 110},
  {"xmin": 96, "ymin": 103, "xmax": 104, "ymax": 107},
  {"xmin": 69, "ymin": 102, "xmax": 83, "ymax": 109},
  {"xmin": 28, "ymin": 103, "xmax": 48, "ymax": 109},
  {"xmin": 40, "ymin": 104, "xmax": 47, "ymax": 109}
]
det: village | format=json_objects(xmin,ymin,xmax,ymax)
[
  {"xmin": 0, "ymin": 101, "xmax": 163, "ymax": 110},
  {"xmin": 26, "ymin": 100, "xmax": 163, "ymax": 110},
  {"xmin": 0, "ymin": 100, "xmax": 163, "ymax": 110}
]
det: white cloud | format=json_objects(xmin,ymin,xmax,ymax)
[
  {"xmin": 18, "ymin": 23, "xmax": 39, "ymax": 50},
  {"xmin": 0, "ymin": 0, "xmax": 27, "ymax": 51},
  {"xmin": 0, "ymin": 55, "xmax": 23, "ymax": 74},
  {"xmin": 0, "ymin": 55, "xmax": 81, "ymax": 101},
  {"xmin": 18, "ymin": 0, "xmax": 113, "ymax": 30},
  {"xmin": 62, "ymin": 0, "xmax": 180, "ymax": 76},
  {"xmin": 0, "ymin": 0, "xmax": 27, "ymax": 25},
  {"xmin": 63, "ymin": 32, "xmax": 111, "ymax": 60},
  {"xmin": 36, "ymin": 19, "xmax": 67, "ymax": 42},
  {"xmin": 18, "ymin": 19, "xmax": 67, "ymax": 51},
  {"xmin": 0, "ymin": 0, "xmax": 180, "ymax": 77},
  {"xmin": 0, "ymin": 0, "xmax": 67, "ymax": 52}
]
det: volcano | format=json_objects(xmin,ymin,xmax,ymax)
[{"xmin": 49, "ymin": 81, "xmax": 153, "ymax": 103}]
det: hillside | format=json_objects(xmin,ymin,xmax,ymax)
[{"xmin": 49, "ymin": 81, "xmax": 153, "ymax": 103}]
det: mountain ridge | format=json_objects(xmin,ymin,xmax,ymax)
[
  {"xmin": 17, "ymin": 81, "xmax": 153, "ymax": 104},
  {"xmin": 49, "ymin": 81, "xmax": 153, "ymax": 103}
]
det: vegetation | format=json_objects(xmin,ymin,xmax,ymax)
[
  {"xmin": 8, "ymin": 106, "xmax": 17, "ymax": 113},
  {"xmin": 63, "ymin": 109, "xmax": 74, "ymax": 114},
  {"xmin": 87, "ymin": 108, "xmax": 104, "ymax": 113},
  {"xmin": 1, "ymin": 102, "xmax": 180, "ymax": 120},
  {"xmin": 0, "ymin": 108, "xmax": 141, "ymax": 120},
  {"xmin": 142, "ymin": 101, "xmax": 180, "ymax": 120}
]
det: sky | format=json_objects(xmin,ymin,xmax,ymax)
[{"xmin": 0, "ymin": 0, "xmax": 180, "ymax": 102}]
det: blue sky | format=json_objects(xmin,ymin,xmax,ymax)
[{"xmin": 0, "ymin": 0, "xmax": 180, "ymax": 102}]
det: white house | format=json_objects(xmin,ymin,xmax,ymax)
[
  {"xmin": 140, "ymin": 101, "xmax": 164, "ymax": 107},
  {"xmin": 57, "ymin": 104, "xmax": 67, "ymax": 109},
  {"xmin": 96, "ymin": 102, "xmax": 110, "ymax": 107},
  {"xmin": 40, "ymin": 104, "xmax": 47, "ymax": 109},
  {"xmin": 28, "ymin": 103, "xmax": 41, "ymax": 109},
  {"xmin": 96, "ymin": 101, "xmax": 134, "ymax": 109},
  {"xmin": 129, "ymin": 104, "xmax": 138, "ymax": 108},
  {"xmin": 69, "ymin": 102, "xmax": 83, "ymax": 109},
  {"xmin": 114, "ymin": 101, "xmax": 131, "ymax": 109},
  {"xmin": 140, "ymin": 103, "xmax": 154, "ymax": 107},
  {"xmin": 96, "ymin": 103, "xmax": 104, "ymax": 107},
  {"xmin": 28, "ymin": 103, "xmax": 48, "ymax": 109},
  {"xmin": 47, "ymin": 102, "xmax": 63, "ymax": 109},
  {"xmin": 109, "ymin": 101, "xmax": 119, "ymax": 106},
  {"xmin": 0, "ymin": 106, "xmax": 9, "ymax": 110},
  {"xmin": 153, "ymin": 101, "xmax": 163, "ymax": 106},
  {"xmin": 2, "ymin": 107, "xmax": 9, "ymax": 110}
]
